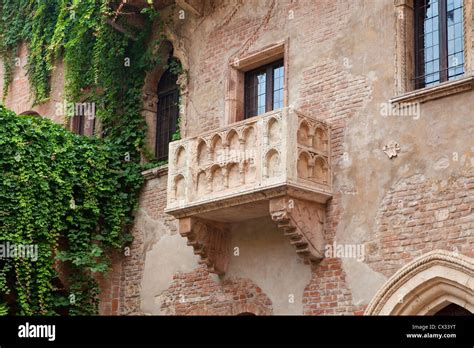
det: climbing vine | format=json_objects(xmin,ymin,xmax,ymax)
[
  {"xmin": 166, "ymin": 57, "xmax": 184, "ymax": 141},
  {"xmin": 0, "ymin": 0, "xmax": 167, "ymax": 315}
]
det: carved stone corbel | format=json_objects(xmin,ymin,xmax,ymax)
[
  {"xmin": 179, "ymin": 217, "xmax": 230, "ymax": 274},
  {"xmin": 269, "ymin": 196, "xmax": 326, "ymax": 263}
]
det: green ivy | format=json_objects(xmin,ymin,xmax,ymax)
[
  {"xmin": 0, "ymin": 0, "xmax": 166, "ymax": 315},
  {"xmin": 0, "ymin": 0, "xmax": 32, "ymax": 98},
  {"xmin": 166, "ymin": 57, "xmax": 183, "ymax": 142},
  {"xmin": 0, "ymin": 106, "xmax": 144, "ymax": 315}
]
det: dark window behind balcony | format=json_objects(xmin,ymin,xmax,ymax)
[
  {"xmin": 244, "ymin": 60, "xmax": 284, "ymax": 118},
  {"xmin": 156, "ymin": 69, "xmax": 179, "ymax": 162},
  {"xmin": 414, "ymin": 0, "xmax": 464, "ymax": 89}
]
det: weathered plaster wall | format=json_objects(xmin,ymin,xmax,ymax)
[
  {"xmin": 225, "ymin": 217, "xmax": 311, "ymax": 315},
  {"xmin": 139, "ymin": 208, "xmax": 200, "ymax": 314}
]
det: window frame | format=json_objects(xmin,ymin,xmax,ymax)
[
  {"xmin": 414, "ymin": 0, "xmax": 465, "ymax": 89},
  {"xmin": 225, "ymin": 40, "xmax": 287, "ymax": 125}
]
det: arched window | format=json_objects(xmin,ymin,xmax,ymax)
[
  {"xmin": 19, "ymin": 111, "xmax": 40, "ymax": 117},
  {"xmin": 156, "ymin": 65, "xmax": 180, "ymax": 161}
]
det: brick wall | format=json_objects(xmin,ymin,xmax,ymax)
[
  {"xmin": 119, "ymin": 173, "xmax": 175, "ymax": 314},
  {"xmin": 303, "ymin": 191, "xmax": 367, "ymax": 315},
  {"xmin": 296, "ymin": 34, "xmax": 372, "ymax": 316},
  {"xmin": 1, "ymin": 43, "xmax": 31, "ymax": 115},
  {"xmin": 158, "ymin": 266, "xmax": 272, "ymax": 315},
  {"xmin": 365, "ymin": 173, "xmax": 474, "ymax": 277},
  {"xmin": 1, "ymin": 42, "xmax": 66, "ymax": 124},
  {"xmin": 97, "ymin": 253, "xmax": 122, "ymax": 315}
]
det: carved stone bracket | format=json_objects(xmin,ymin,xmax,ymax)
[
  {"xmin": 179, "ymin": 217, "xmax": 230, "ymax": 275},
  {"xmin": 269, "ymin": 196, "xmax": 326, "ymax": 263}
]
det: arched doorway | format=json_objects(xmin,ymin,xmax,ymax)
[
  {"xmin": 434, "ymin": 303, "xmax": 472, "ymax": 316},
  {"xmin": 365, "ymin": 250, "xmax": 473, "ymax": 315}
]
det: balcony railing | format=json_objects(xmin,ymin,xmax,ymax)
[{"xmin": 165, "ymin": 107, "xmax": 331, "ymax": 220}]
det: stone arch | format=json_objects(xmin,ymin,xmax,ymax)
[
  {"xmin": 297, "ymin": 120, "xmax": 311, "ymax": 147},
  {"xmin": 142, "ymin": 40, "xmax": 173, "ymax": 155},
  {"xmin": 243, "ymin": 159, "xmax": 257, "ymax": 184},
  {"xmin": 210, "ymin": 164, "xmax": 223, "ymax": 192},
  {"xmin": 226, "ymin": 128, "xmax": 240, "ymax": 154},
  {"xmin": 313, "ymin": 156, "xmax": 329, "ymax": 184},
  {"xmin": 314, "ymin": 126, "xmax": 328, "ymax": 152},
  {"xmin": 142, "ymin": 39, "xmax": 188, "ymax": 160},
  {"xmin": 174, "ymin": 145, "xmax": 186, "ymax": 170},
  {"xmin": 163, "ymin": 24, "xmax": 190, "ymax": 75},
  {"xmin": 226, "ymin": 162, "xmax": 240, "ymax": 188},
  {"xmin": 267, "ymin": 117, "xmax": 280, "ymax": 146},
  {"xmin": 162, "ymin": 25, "xmax": 190, "ymax": 138},
  {"xmin": 230, "ymin": 303, "xmax": 271, "ymax": 316},
  {"xmin": 243, "ymin": 125, "xmax": 257, "ymax": 150},
  {"xmin": 297, "ymin": 151, "xmax": 312, "ymax": 179},
  {"xmin": 265, "ymin": 149, "xmax": 281, "ymax": 178},
  {"xmin": 433, "ymin": 303, "xmax": 472, "ymax": 315},
  {"xmin": 210, "ymin": 134, "xmax": 224, "ymax": 163},
  {"xmin": 174, "ymin": 175, "xmax": 186, "ymax": 200},
  {"xmin": 196, "ymin": 139, "xmax": 208, "ymax": 167},
  {"xmin": 196, "ymin": 170, "xmax": 208, "ymax": 197},
  {"xmin": 19, "ymin": 110, "xmax": 40, "ymax": 117},
  {"xmin": 365, "ymin": 250, "xmax": 474, "ymax": 315}
]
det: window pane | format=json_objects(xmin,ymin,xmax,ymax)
[
  {"xmin": 447, "ymin": 0, "xmax": 464, "ymax": 80},
  {"xmin": 417, "ymin": 0, "xmax": 441, "ymax": 87},
  {"xmin": 245, "ymin": 60, "xmax": 283, "ymax": 118},
  {"xmin": 273, "ymin": 65, "xmax": 284, "ymax": 110},
  {"xmin": 256, "ymin": 72, "xmax": 266, "ymax": 115},
  {"xmin": 245, "ymin": 69, "xmax": 267, "ymax": 118}
]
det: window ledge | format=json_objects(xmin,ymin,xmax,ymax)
[
  {"xmin": 141, "ymin": 164, "xmax": 168, "ymax": 180},
  {"xmin": 390, "ymin": 75, "xmax": 474, "ymax": 105}
]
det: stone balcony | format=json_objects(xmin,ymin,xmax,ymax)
[{"xmin": 165, "ymin": 107, "xmax": 332, "ymax": 274}]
